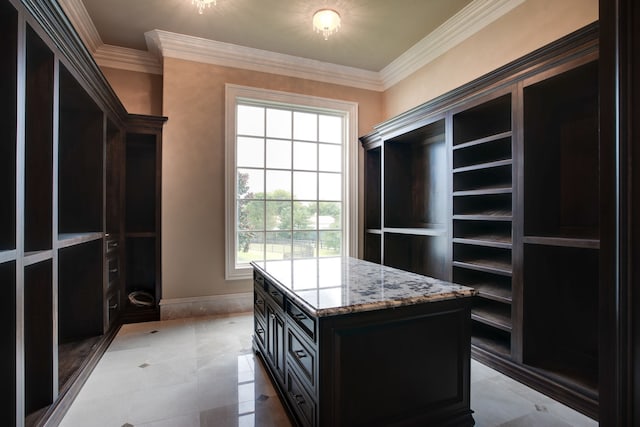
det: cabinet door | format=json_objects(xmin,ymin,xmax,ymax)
[{"xmin": 266, "ymin": 304, "xmax": 285, "ymax": 381}]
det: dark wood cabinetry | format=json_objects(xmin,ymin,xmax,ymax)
[
  {"xmin": 253, "ymin": 265, "xmax": 474, "ymax": 427},
  {"xmin": 361, "ymin": 24, "xmax": 600, "ymax": 419},
  {"xmin": 122, "ymin": 118, "xmax": 165, "ymax": 323},
  {"xmin": 2, "ymin": 0, "xmax": 166, "ymax": 425}
]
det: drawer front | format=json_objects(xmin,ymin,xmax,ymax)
[
  {"xmin": 106, "ymin": 237, "xmax": 119, "ymax": 254},
  {"xmin": 266, "ymin": 281, "xmax": 285, "ymax": 309},
  {"xmin": 107, "ymin": 256, "xmax": 119, "ymax": 285},
  {"xmin": 287, "ymin": 300, "xmax": 315, "ymax": 340},
  {"xmin": 254, "ymin": 288, "xmax": 266, "ymax": 320},
  {"xmin": 286, "ymin": 365, "xmax": 316, "ymax": 427},
  {"xmin": 254, "ymin": 316, "xmax": 266, "ymax": 349},
  {"xmin": 287, "ymin": 328, "xmax": 316, "ymax": 392},
  {"xmin": 254, "ymin": 270, "xmax": 265, "ymax": 289},
  {"xmin": 106, "ymin": 290, "xmax": 120, "ymax": 329}
]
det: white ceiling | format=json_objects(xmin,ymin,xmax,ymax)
[
  {"xmin": 77, "ymin": 0, "xmax": 474, "ymax": 72},
  {"xmin": 60, "ymin": 0, "xmax": 526, "ymax": 90}
]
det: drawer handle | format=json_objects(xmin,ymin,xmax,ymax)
[
  {"xmin": 270, "ymin": 291, "xmax": 280, "ymax": 298},
  {"xmin": 293, "ymin": 313, "xmax": 306, "ymax": 321},
  {"xmin": 294, "ymin": 350, "xmax": 307, "ymax": 359},
  {"xmin": 270, "ymin": 314, "xmax": 276, "ymax": 320},
  {"xmin": 294, "ymin": 394, "xmax": 305, "ymax": 406},
  {"xmin": 256, "ymin": 328, "xmax": 264, "ymax": 334},
  {"xmin": 108, "ymin": 242, "xmax": 118, "ymax": 248},
  {"xmin": 109, "ymin": 303, "xmax": 118, "ymax": 310},
  {"xmin": 109, "ymin": 268, "xmax": 119, "ymax": 273},
  {"xmin": 255, "ymin": 299, "xmax": 264, "ymax": 305}
]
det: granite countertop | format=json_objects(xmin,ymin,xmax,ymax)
[{"xmin": 251, "ymin": 257, "xmax": 477, "ymax": 317}]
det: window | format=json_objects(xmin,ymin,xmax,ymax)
[{"xmin": 225, "ymin": 85, "xmax": 358, "ymax": 280}]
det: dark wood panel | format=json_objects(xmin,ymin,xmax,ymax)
[
  {"xmin": 323, "ymin": 301, "xmax": 473, "ymax": 427},
  {"xmin": 25, "ymin": 25, "xmax": 53, "ymax": 252},
  {"xmin": 125, "ymin": 133, "xmax": 157, "ymax": 233},
  {"xmin": 57, "ymin": 336, "xmax": 101, "ymax": 392},
  {"xmin": 0, "ymin": 0, "xmax": 17, "ymax": 252},
  {"xmin": 106, "ymin": 121, "xmax": 123, "ymax": 235},
  {"xmin": 523, "ymin": 244, "xmax": 599, "ymax": 393},
  {"xmin": 58, "ymin": 239, "xmax": 103, "ymax": 343},
  {"xmin": 58, "ymin": 65, "xmax": 104, "ymax": 234},
  {"xmin": 363, "ymin": 232, "xmax": 381, "ymax": 264},
  {"xmin": 384, "ymin": 233, "xmax": 447, "ymax": 280},
  {"xmin": 523, "ymin": 60, "xmax": 599, "ymax": 240},
  {"xmin": 24, "ymin": 260, "xmax": 53, "ymax": 417},
  {"xmin": 384, "ymin": 119, "xmax": 446, "ymax": 229},
  {"xmin": 364, "ymin": 147, "xmax": 381, "ymax": 229},
  {"xmin": 0, "ymin": 262, "xmax": 16, "ymax": 427}
]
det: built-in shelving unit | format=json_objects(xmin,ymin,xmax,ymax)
[
  {"xmin": 381, "ymin": 118, "xmax": 449, "ymax": 280},
  {"xmin": 451, "ymin": 93, "xmax": 514, "ymax": 357},
  {"xmin": 122, "ymin": 122, "xmax": 165, "ymax": 323},
  {"xmin": 2, "ymin": 0, "xmax": 167, "ymax": 424},
  {"xmin": 360, "ymin": 24, "xmax": 601, "ymax": 419},
  {"xmin": 522, "ymin": 59, "xmax": 599, "ymax": 400}
]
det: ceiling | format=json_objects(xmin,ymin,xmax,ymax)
[{"xmin": 79, "ymin": 0, "xmax": 474, "ymax": 72}]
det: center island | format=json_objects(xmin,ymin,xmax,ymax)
[{"xmin": 251, "ymin": 256, "xmax": 477, "ymax": 427}]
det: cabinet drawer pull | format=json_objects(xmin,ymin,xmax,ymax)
[
  {"xmin": 294, "ymin": 394, "xmax": 305, "ymax": 405},
  {"xmin": 294, "ymin": 350, "xmax": 307, "ymax": 359},
  {"xmin": 256, "ymin": 327, "xmax": 264, "ymax": 334},
  {"xmin": 270, "ymin": 314, "xmax": 276, "ymax": 320},
  {"xmin": 109, "ymin": 268, "xmax": 119, "ymax": 273},
  {"xmin": 270, "ymin": 291, "xmax": 280, "ymax": 297},
  {"xmin": 255, "ymin": 299, "xmax": 264, "ymax": 305},
  {"xmin": 109, "ymin": 303, "xmax": 118, "ymax": 310},
  {"xmin": 293, "ymin": 313, "xmax": 306, "ymax": 321},
  {"xmin": 108, "ymin": 242, "xmax": 118, "ymax": 248}
]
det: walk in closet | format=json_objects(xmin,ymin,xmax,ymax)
[
  {"xmin": 3, "ymin": 0, "xmax": 166, "ymax": 425},
  {"xmin": 361, "ymin": 24, "xmax": 600, "ymax": 419}
]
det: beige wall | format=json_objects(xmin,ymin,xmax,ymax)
[
  {"xmin": 102, "ymin": 67, "xmax": 163, "ymax": 116},
  {"xmin": 103, "ymin": 0, "xmax": 598, "ymax": 302},
  {"xmin": 161, "ymin": 58, "xmax": 383, "ymax": 299},
  {"xmin": 383, "ymin": 0, "xmax": 598, "ymax": 119}
]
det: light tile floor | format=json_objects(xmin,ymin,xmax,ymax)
[{"xmin": 59, "ymin": 313, "xmax": 598, "ymax": 427}]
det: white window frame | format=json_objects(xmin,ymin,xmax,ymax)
[{"xmin": 225, "ymin": 84, "xmax": 358, "ymax": 280}]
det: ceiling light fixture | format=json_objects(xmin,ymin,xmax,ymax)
[
  {"xmin": 192, "ymin": 0, "xmax": 216, "ymax": 15},
  {"xmin": 313, "ymin": 8, "xmax": 341, "ymax": 40}
]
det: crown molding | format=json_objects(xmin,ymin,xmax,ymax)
[
  {"xmin": 59, "ymin": 0, "xmax": 525, "ymax": 92},
  {"xmin": 94, "ymin": 44, "xmax": 162, "ymax": 75},
  {"xmin": 57, "ymin": 0, "xmax": 103, "ymax": 53},
  {"xmin": 379, "ymin": 0, "xmax": 526, "ymax": 90},
  {"xmin": 144, "ymin": 30, "xmax": 384, "ymax": 91}
]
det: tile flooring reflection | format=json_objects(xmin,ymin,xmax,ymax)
[{"xmin": 59, "ymin": 313, "xmax": 598, "ymax": 427}]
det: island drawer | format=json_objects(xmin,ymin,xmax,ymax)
[
  {"xmin": 286, "ymin": 364, "xmax": 316, "ymax": 427},
  {"xmin": 254, "ymin": 316, "xmax": 266, "ymax": 349},
  {"xmin": 266, "ymin": 280, "xmax": 285, "ymax": 309},
  {"xmin": 254, "ymin": 286, "xmax": 266, "ymax": 319},
  {"xmin": 287, "ymin": 300, "xmax": 316, "ymax": 340},
  {"xmin": 287, "ymin": 328, "xmax": 317, "ymax": 393},
  {"xmin": 254, "ymin": 270, "xmax": 266, "ymax": 290}
]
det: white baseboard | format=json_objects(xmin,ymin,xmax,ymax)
[{"xmin": 159, "ymin": 292, "xmax": 252, "ymax": 320}]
